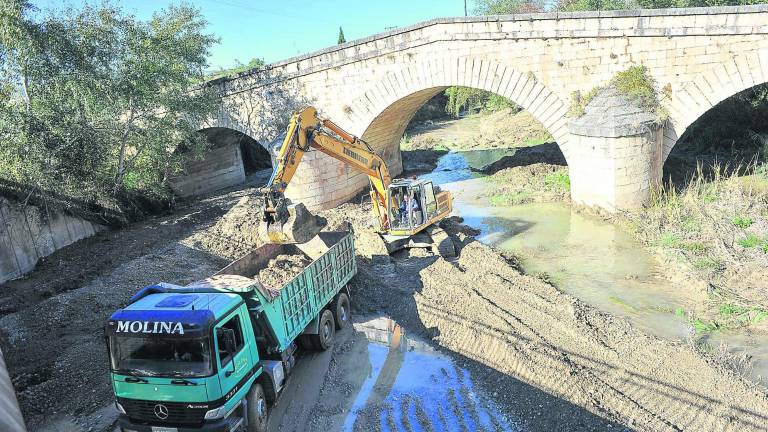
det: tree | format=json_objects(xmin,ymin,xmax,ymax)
[
  {"xmin": 337, "ymin": 26, "xmax": 346, "ymax": 44},
  {"xmin": 207, "ymin": 57, "xmax": 265, "ymax": 80},
  {"xmin": 0, "ymin": 1, "xmax": 220, "ymax": 207},
  {"xmin": 474, "ymin": 0, "xmax": 545, "ymax": 14}
]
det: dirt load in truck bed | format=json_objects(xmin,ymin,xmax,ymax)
[{"xmin": 258, "ymin": 254, "xmax": 312, "ymax": 290}]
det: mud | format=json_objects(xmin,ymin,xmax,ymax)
[
  {"xmin": 258, "ymin": 254, "xmax": 312, "ymax": 289},
  {"xmin": 3, "ymin": 158, "xmax": 768, "ymax": 431},
  {"xmin": 192, "ymin": 194, "xmax": 265, "ymax": 260},
  {"xmin": 317, "ymin": 204, "xmax": 768, "ymax": 431},
  {"xmin": 0, "ymin": 188, "xmax": 256, "ymax": 431}
]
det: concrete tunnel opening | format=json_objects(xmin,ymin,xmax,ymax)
[{"xmin": 169, "ymin": 127, "xmax": 273, "ymax": 198}]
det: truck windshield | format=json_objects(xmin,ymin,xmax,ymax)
[{"xmin": 109, "ymin": 335, "xmax": 213, "ymax": 378}]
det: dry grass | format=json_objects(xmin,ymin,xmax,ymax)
[{"xmin": 618, "ymin": 162, "xmax": 768, "ymax": 331}]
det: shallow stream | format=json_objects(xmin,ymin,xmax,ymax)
[
  {"xmin": 420, "ymin": 150, "xmax": 768, "ymax": 385},
  {"xmin": 344, "ymin": 316, "xmax": 518, "ymax": 432}
]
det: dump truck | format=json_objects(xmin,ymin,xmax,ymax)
[{"xmin": 105, "ymin": 231, "xmax": 355, "ymax": 432}]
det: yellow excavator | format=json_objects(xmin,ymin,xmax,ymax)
[{"xmin": 259, "ymin": 106, "xmax": 455, "ymax": 257}]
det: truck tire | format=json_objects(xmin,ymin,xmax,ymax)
[
  {"xmin": 333, "ymin": 293, "xmax": 351, "ymax": 330},
  {"xmin": 310, "ymin": 309, "xmax": 335, "ymax": 351},
  {"xmin": 246, "ymin": 383, "xmax": 268, "ymax": 432}
]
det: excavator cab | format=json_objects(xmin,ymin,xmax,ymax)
[
  {"xmin": 387, "ymin": 180, "xmax": 436, "ymax": 234},
  {"xmin": 383, "ymin": 180, "xmax": 455, "ymax": 257}
]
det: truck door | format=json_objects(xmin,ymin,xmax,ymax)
[{"xmin": 214, "ymin": 309, "xmax": 251, "ymax": 397}]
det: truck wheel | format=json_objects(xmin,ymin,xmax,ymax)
[
  {"xmin": 246, "ymin": 383, "xmax": 268, "ymax": 432},
  {"xmin": 333, "ymin": 293, "xmax": 351, "ymax": 330},
  {"xmin": 310, "ymin": 310, "xmax": 335, "ymax": 351}
]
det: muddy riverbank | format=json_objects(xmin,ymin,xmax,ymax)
[
  {"xmin": 411, "ymin": 111, "xmax": 768, "ymax": 384},
  {"xmin": 1, "ymin": 172, "xmax": 767, "ymax": 430}
]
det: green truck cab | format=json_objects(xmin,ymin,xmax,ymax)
[{"xmin": 105, "ymin": 231, "xmax": 355, "ymax": 432}]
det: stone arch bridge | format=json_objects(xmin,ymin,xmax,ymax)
[{"xmin": 202, "ymin": 4, "xmax": 768, "ymax": 211}]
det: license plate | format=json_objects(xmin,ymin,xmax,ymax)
[{"xmin": 151, "ymin": 427, "xmax": 178, "ymax": 432}]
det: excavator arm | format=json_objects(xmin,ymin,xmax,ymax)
[{"xmin": 261, "ymin": 107, "xmax": 392, "ymax": 243}]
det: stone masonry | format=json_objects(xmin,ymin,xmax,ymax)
[{"xmin": 202, "ymin": 5, "xmax": 768, "ymax": 211}]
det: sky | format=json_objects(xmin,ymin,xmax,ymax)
[{"xmin": 31, "ymin": 0, "xmax": 479, "ymax": 71}]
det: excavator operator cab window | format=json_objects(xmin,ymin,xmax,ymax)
[
  {"xmin": 422, "ymin": 182, "xmax": 437, "ymax": 218},
  {"xmin": 390, "ymin": 184, "xmax": 424, "ymax": 230},
  {"xmin": 410, "ymin": 186, "xmax": 424, "ymax": 227}
]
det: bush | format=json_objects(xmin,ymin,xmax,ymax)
[
  {"xmin": 731, "ymin": 215, "xmax": 754, "ymax": 229},
  {"xmin": 737, "ymin": 235, "xmax": 762, "ymax": 248}
]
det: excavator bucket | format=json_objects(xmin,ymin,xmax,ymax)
[{"xmin": 259, "ymin": 201, "xmax": 326, "ymax": 244}]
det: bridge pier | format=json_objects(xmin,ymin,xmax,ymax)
[{"xmin": 568, "ymin": 88, "xmax": 664, "ymax": 211}]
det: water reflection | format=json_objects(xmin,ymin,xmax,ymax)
[{"xmin": 344, "ymin": 316, "xmax": 518, "ymax": 432}]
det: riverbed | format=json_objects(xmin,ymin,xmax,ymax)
[{"xmin": 421, "ymin": 150, "xmax": 768, "ymax": 385}]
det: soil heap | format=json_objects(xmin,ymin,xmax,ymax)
[{"xmin": 258, "ymin": 254, "xmax": 312, "ymax": 290}]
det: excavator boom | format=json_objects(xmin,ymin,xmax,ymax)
[{"xmin": 260, "ymin": 107, "xmax": 392, "ymax": 243}]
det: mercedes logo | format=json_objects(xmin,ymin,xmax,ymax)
[{"xmin": 153, "ymin": 403, "xmax": 169, "ymax": 420}]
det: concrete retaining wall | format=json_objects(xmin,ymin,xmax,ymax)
[
  {"xmin": 168, "ymin": 143, "xmax": 246, "ymax": 197},
  {"xmin": 0, "ymin": 197, "xmax": 104, "ymax": 285}
]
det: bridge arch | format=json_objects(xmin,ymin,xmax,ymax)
[
  {"xmin": 345, "ymin": 57, "xmax": 572, "ymax": 174},
  {"xmin": 283, "ymin": 57, "xmax": 572, "ymax": 210},
  {"xmin": 663, "ymin": 48, "xmax": 768, "ymax": 162}
]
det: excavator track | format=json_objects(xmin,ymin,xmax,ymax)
[{"xmin": 426, "ymin": 225, "xmax": 456, "ymax": 258}]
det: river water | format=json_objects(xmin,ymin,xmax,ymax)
[
  {"xmin": 420, "ymin": 150, "xmax": 768, "ymax": 385},
  {"xmin": 343, "ymin": 316, "xmax": 519, "ymax": 432}
]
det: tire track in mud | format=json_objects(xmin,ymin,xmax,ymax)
[
  {"xmin": 465, "ymin": 277, "xmax": 683, "ymax": 431},
  {"xmin": 406, "ymin": 240, "xmax": 768, "ymax": 431},
  {"xmin": 462, "ymin": 275, "xmax": 681, "ymax": 431}
]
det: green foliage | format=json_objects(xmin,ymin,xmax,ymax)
[
  {"xmin": 611, "ymin": 66, "xmax": 660, "ymax": 114},
  {"xmin": 555, "ymin": 0, "xmax": 764, "ymax": 12},
  {"xmin": 736, "ymin": 234, "xmax": 761, "ymax": 248},
  {"xmin": 731, "ymin": 215, "xmax": 754, "ymax": 228},
  {"xmin": 693, "ymin": 257, "xmax": 720, "ymax": 270},
  {"xmin": 206, "ymin": 57, "xmax": 265, "ymax": 80},
  {"xmin": 658, "ymin": 232, "xmax": 681, "ymax": 248},
  {"xmin": 568, "ymin": 87, "xmax": 600, "ymax": 117},
  {"xmin": 490, "ymin": 191, "xmax": 532, "ymax": 206},
  {"xmin": 444, "ymin": 86, "xmax": 518, "ymax": 117},
  {"xmin": 474, "ymin": 0, "xmax": 545, "ymax": 14},
  {"xmin": 719, "ymin": 304, "xmax": 749, "ymax": 316},
  {"xmin": 0, "ymin": 1, "xmax": 220, "ymax": 208},
  {"xmin": 692, "ymin": 318, "xmax": 719, "ymax": 333},
  {"xmin": 544, "ymin": 170, "xmax": 570, "ymax": 191},
  {"xmin": 337, "ymin": 26, "xmax": 346, "ymax": 44}
]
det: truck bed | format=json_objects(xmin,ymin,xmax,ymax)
[{"xmin": 192, "ymin": 231, "xmax": 356, "ymax": 352}]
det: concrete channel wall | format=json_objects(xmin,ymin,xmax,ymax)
[
  {"xmin": 0, "ymin": 347, "xmax": 26, "ymax": 432},
  {"xmin": 168, "ymin": 143, "xmax": 246, "ymax": 197},
  {"xmin": 0, "ymin": 197, "xmax": 104, "ymax": 285}
]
